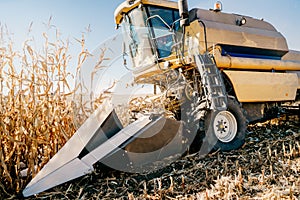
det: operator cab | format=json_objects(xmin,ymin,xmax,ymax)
[{"xmin": 115, "ymin": 0, "xmax": 180, "ymax": 71}]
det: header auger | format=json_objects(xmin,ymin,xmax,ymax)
[{"xmin": 23, "ymin": 0, "xmax": 300, "ymax": 197}]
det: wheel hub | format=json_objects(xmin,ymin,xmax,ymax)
[{"xmin": 213, "ymin": 111, "xmax": 237, "ymax": 143}]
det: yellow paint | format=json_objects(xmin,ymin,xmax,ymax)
[
  {"xmin": 213, "ymin": 47, "xmax": 300, "ymax": 71},
  {"xmin": 115, "ymin": 0, "xmax": 178, "ymax": 25},
  {"xmin": 224, "ymin": 70, "xmax": 298, "ymax": 102},
  {"xmin": 185, "ymin": 21, "xmax": 207, "ymax": 55}
]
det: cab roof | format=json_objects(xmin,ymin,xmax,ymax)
[{"xmin": 114, "ymin": 0, "xmax": 178, "ymax": 25}]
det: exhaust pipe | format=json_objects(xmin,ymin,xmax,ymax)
[{"xmin": 178, "ymin": 0, "xmax": 190, "ymax": 27}]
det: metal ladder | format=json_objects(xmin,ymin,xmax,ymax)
[{"xmin": 194, "ymin": 53, "xmax": 227, "ymax": 111}]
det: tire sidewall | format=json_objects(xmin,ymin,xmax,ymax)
[{"xmin": 204, "ymin": 97, "xmax": 247, "ymax": 151}]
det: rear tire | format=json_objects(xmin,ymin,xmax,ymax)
[{"xmin": 204, "ymin": 97, "xmax": 247, "ymax": 151}]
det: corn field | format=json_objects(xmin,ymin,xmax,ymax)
[{"xmin": 0, "ymin": 24, "xmax": 91, "ymax": 195}]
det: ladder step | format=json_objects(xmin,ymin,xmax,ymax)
[
  {"xmin": 209, "ymin": 84, "xmax": 223, "ymax": 88},
  {"xmin": 211, "ymin": 95, "xmax": 226, "ymax": 99},
  {"xmin": 195, "ymin": 53, "xmax": 227, "ymax": 111}
]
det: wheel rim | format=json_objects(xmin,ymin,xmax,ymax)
[{"xmin": 213, "ymin": 111, "xmax": 238, "ymax": 143}]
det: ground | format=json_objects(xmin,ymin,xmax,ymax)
[{"xmin": 5, "ymin": 116, "xmax": 300, "ymax": 199}]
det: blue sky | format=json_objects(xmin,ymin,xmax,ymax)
[{"xmin": 0, "ymin": 0, "xmax": 299, "ymax": 70}]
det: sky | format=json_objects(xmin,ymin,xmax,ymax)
[{"xmin": 0, "ymin": 0, "xmax": 299, "ymax": 72}]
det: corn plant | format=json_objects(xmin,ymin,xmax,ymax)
[{"xmin": 0, "ymin": 24, "xmax": 86, "ymax": 195}]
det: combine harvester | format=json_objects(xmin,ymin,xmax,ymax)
[{"xmin": 23, "ymin": 0, "xmax": 300, "ymax": 197}]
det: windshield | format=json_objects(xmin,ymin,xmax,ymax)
[
  {"xmin": 122, "ymin": 7, "xmax": 155, "ymax": 69},
  {"xmin": 146, "ymin": 6, "xmax": 180, "ymax": 58},
  {"xmin": 122, "ymin": 5, "xmax": 180, "ymax": 69}
]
